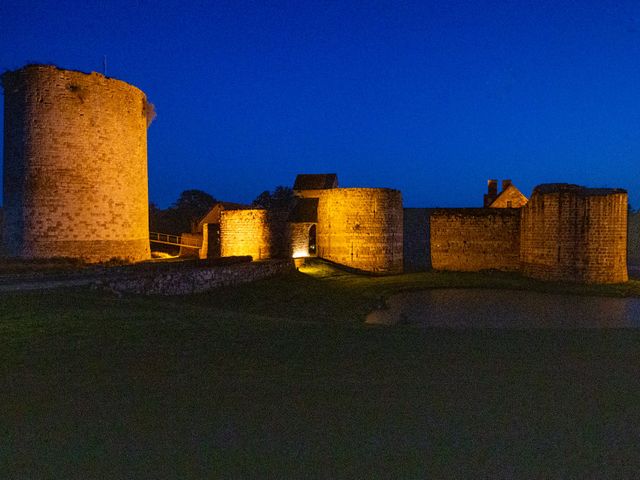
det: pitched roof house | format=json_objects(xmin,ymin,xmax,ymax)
[{"xmin": 484, "ymin": 179, "xmax": 528, "ymax": 208}]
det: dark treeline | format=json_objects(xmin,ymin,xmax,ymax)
[
  {"xmin": 149, "ymin": 189, "xmax": 217, "ymax": 235},
  {"xmin": 149, "ymin": 186, "xmax": 296, "ymax": 235},
  {"xmin": 252, "ymin": 186, "xmax": 296, "ymax": 212}
]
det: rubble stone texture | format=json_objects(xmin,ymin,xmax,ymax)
[{"xmin": 2, "ymin": 64, "xmax": 151, "ymax": 262}]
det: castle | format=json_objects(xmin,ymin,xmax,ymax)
[
  {"xmin": 0, "ymin": 64, "xmax": 630, "ymax": 284},
  {"xmin": 425, "ymin": 182, "xmax": 628, "ymax": 283},
  {"xmin": 216, "ymin": 175, "xmax": 404, "ymax": 274}
]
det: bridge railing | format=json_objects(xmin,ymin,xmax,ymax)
[{"xmin": 149, "ymin": 232, "xmax": 202, "ymax": 248}]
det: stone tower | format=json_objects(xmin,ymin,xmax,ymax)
[
  {"xmin": 316, "ymin": 188, "xmax": 403, "ymax": 274},
  {"xmin": 520, "ymin": 184, "xmax": 628, "ymax": 283},
  {"xmin": 2, "ymin": 64, "xmax": 152, "ymax": 262}
]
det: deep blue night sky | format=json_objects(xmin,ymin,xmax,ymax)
[{"xmin": 2, "ymin": 0, "xmax": 640, "ymax": 208}]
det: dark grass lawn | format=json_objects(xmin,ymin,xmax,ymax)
[{"xmin": 2, "ymin": 261, "xmax": 640, "ymax": 478}]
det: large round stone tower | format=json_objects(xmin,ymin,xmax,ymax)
[
  {"xmin": 317, "ymin": 188, "xmax": 403, "ymax": 274},
  {"xmin": 2, "ymin": 64, "xmax": 151, "ymax": 262}
]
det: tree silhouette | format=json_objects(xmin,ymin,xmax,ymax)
[
  {"xmin": 252, "ymin": 186, "xmax": 295, "ymax": 212},
  {"xmin": 150, "ymin": 189, "xmax": 217, "ymax": 235},
  {"xmin": 172, "ymin": 189, "xmax": 216, "ymax": 217}
]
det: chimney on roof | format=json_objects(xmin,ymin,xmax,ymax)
[
  {"xmin": 488, "ymin": 179, "xmax": 498, "ymax": 196},
  {"xmin": 502, "ymin": 179, "xmax": 512, "ymax": 192},
  {"xmin": 484, "ymin": 179, "xmax": 498, "ymax": 207}
]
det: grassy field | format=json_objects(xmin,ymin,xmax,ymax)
[{"xmin": 2, "ymin": 261, "xmax": 640, "ymax": 478}]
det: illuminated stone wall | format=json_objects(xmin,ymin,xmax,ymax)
[
  {"xmin": 316, "ymin": 188, "xmax": 403, "ymax": 274},
  {"xmin": 520, "ymin": 184, "xmax": 628, "ymax": 283},
  {"xmin": 289, "ymin": 222, "xmax": 315, "ymax": 258},
  {"xmin": 2, "ymin": 64, "xmax": 151, "ymax": 262},
  {"xmin": 220, "ymin": 209, "xmax": 290, "ymax": 261},
  {"xmin": 430, "ymin": 209, "xmax": 520, "ymax": 271},
  {"xmin": 220, "ymin": 209, "xmax": 271, "ymax": 260}
]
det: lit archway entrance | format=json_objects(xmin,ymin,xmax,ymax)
[{"xmin": 308, "ymin": 224, "xmax": 317, "ymax": 256}]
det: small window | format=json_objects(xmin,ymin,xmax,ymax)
[{"xmin": 507, "ymin": 201, "xmax": 512, "ymax": 208}]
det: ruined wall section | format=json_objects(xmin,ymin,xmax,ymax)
[
  {"xmin": 316, "ymin": 188, "xmax": 403, "ymax": 274},
  {"xmin": 520, "ymin": 184, "xmax": 627, "ymax": 283},
  {"xmin": 2, "ymin": 64, "xmax": 150, "ymax": 262},
  {"xmin": 430, "ymin": 209, "xmax": 520, "ymax": 271}
]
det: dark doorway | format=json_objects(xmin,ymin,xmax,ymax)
[
  {"xmin": 308, "ymin": 224, "xmax": 317, "ymax": 255},
  {"xmin": 209, "ymin": 223, "xmax": 221, "ymax": 258}
]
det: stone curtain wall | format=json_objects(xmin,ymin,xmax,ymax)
[
  {"xmin": 317, "ymin": 188, "xmax": 403, "ymax": 274},
  {"xmin": 220, "ymin": 209, "xmax": 271, "ymax": 260},
  {"xmin": 403, "ymin": 208, "xmax": 433, "ymax": 271},
  {"xmin": 424, "ymin": 187, "xmax": 627, "ymax": 283},
  {"xmin": 430, "ymin": 209, "xmax": 521, "ymax": 272},
  {"xmin": 2, "ymin": 65, "xmax": 150, "ymax": 262},
  {"xmin": 520, "ymin": 185, "xmax": 628, "ymax": 283}
]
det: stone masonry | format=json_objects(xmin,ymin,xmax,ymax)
[
  {"xmin": 0, "ymin": 64, "xmax": 630, "ymax": 285},
  {"xmin": 220, "ymin": 209, "xmax": 272, "ymax": 260},
  {"xmin": 317, "ymin": 188, "xmax": 403, "ymax": 274},
  {"xmin": 430, "ymin": 208, "xmax": 521, "ymax": 272},
  {"xmin": 219, "ymin": 208, "xmax": 289, "ymax": 259},
  {"xmin": 100, "ymin": 258, "xmax": 294, "ymax": 295},
  {"xmin": 520, "ymin": 184, "xmax": 628, "ymax": 283},
  {"xmin": 289, "ymin": 222, "xmax": 316, "ymax": 258},
  {"xmin": 423, "ymin": 183, "xmax": 627, "ymax": 283},
  {"xmin": 2, "ymin": 64, "xmax": 151, "ymax": 262}
]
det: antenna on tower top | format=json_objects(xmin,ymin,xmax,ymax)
[{"xmin": 103, "ymin": 55, "xmax": 107, "ymax": 76}]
